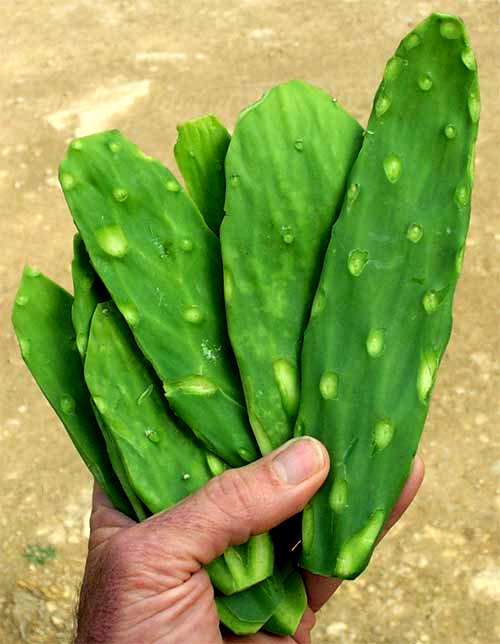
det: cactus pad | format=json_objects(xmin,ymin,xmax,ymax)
[
  {"xmin": 221, "ymin": 80, "xmax": 364, "ymax": 453},
  {"xmin": 296, "ymin": 13, "xmax": 480, "ymax": 578}
]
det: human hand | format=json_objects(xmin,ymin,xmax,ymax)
[{"xmin": 75, "ymin": 437, "xmax": 424, "ymax": 643}]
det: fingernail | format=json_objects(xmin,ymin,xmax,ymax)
[{"xmin": 272, "ymin": 438, "xmax": 326, "ymax": 485}]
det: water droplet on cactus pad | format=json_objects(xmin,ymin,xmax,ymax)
[
  {"xmin": 237, "ymin": 448, "xmax": 254, "ymax": 463},
  {"xmin": 60, "ymin": 172, "xmax": 75, "ymax": 190},
  {"xmin": 295, "ymin": 417, "xmax": 306, "ymax": 436},
  {"xmin": 60, "ymin": 394, "xmax": 76, "ymax": 415},
  {"xmin": 294, "ymin": 139, "xmax": 304, "ymax": 151},
  {"xmin": 422, "ymin": 290, "xmax": 439, "ymax": 314},
  {"xmin": 319, "ymin": 371, "xmax": 339, "ymax": 400},
  {"xmin": 180, "ymin": 238, "xmax": 193, "ymax": 251},
  {"xmin": 182, "ymin": 305, "xmax": 204, "ymax": 324},
  {"xmin": 137, "ymin": 384, "xmax": 154, "ymax": 406},
  {"xmin": 418, "ymin": 73, "xmax": 433, "ymax": 91},
  {"xmin": 366, "ymin": 328, "xmax": 385, "ymax": 357},
  {"xmin": 121, "ymin": 303, "xmax": 139, "ymax": 327},
  {"xmin": 404, "ymin": 32, "xmax": 421, "ymax": 50},
  {"xmin": 384, "ymin": 56, "xmax": 406, "ymax": 81},
  {"xmin": 444, "ymin": 124, "xmax": 457, "ymax": 140},
  {"xmin": 455, "ymin": 245, "xmax": 465, "ymax": 274},
  {"xmin": 301, "ymin": 503, "xmax": 314, "ymax": 553},
  {"xmin": 468, "ymin": 84, "xmax": 480, "ymax": 123},
  {"xmin": 335, "ymin": 509, "xmax": 385, "ymax": 579},
  {"xmin": 273, "ymin": 358, "xmax": 299, "ymax": 417},
  {"xmin": 347, "ymin": 249, "xmax": 369, "ymax": 276},
  {"xmin": 15, "ymin": 293, "xmax": 29, "ymax": 306},
  {"xmin": 373, "ymin": 419, "xmax": 394, "ymax": 450},
  {"xmin": 113, "ymin": 187, "xmax": 128, "ymax": 202},
  {"xmin": 347, "ymin": 183, "xmax": 360, "ymax": 204},
  {"xmin": 19, "ymin": 337, "xmax": 30, "ymax": 359},
  {"xmin": 454, "ymin": 183, "xmax": 469, "ymax": 207},
  {"xmin": 206, "ymin": 453, "xmax": 226, "ymax": 476},
  {"xmin": 406, "ymin": 223, "xmax": 423, "ymax": 243},
  {"xmin": 70, "ymin": 139, "xmax": 83, "ymax": 151},
  {"xmin": 96, "ymin": 225, "xmax": 128, "ymax": 258},
  {"xmin": 375, "ymin": 94, "xmax": 391, "ymax": 117},
  {"xmin": 461, "ymin": 47, "xmax": 476, "ymax": 70},
  {"xmin": 311, "ymin": 287, "xmax": 326, "ymax": 318},
  {"xmin": 383, "ymin": 153, "xmax": 402, "ymax": 183},
  {"xmin": 440, "ymin": 19, "xmax": 462, "ymax": 40},
  {"xmin": 164, "ymin": 376, "xmax": 217, "ymax": 397},
  {"xmin": 417, "ymin": 348, "xmax": 438, "ymax": 404},
  {"xmin": 280, "ymin": 224, "xmax": 294, "ymax": 244},
  {"xmin": 329, "ymin": 478, "xmax": 348, "ymax": 513},
  {"xmin": 166, "ymin": 179, "xmax": 180, "ymax": 192},
  {"xmin": 182, "ymin": 472, "xmax": 190, "ymax": 480},
  {"xmin": 93, "ymin": 396, "xmax": 106, "ymax": 414},
  {"xmin": 145, "ymin": 428, "xmax": 160, "ymax": 443},
  {"xmin": 76, "ymin": 333, "xmax": 87, "ymax": 356},
  {"xmin": 108, "ymin": 141, "xmax": 120, "ymax": 153},
  {"xmin": 223, "ymin": 269, "xmax": 234, "ymax": 302}
]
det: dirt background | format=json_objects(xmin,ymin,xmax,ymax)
[{"xmin": 1, "ymin": 1, "xmax": 498, "ymax": 642}]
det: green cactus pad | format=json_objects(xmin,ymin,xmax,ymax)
[
  {"xmin": 11, "ymin": 268, "xmax": 133, "ymax": 517},
  {"xmin": 296, "ymin": 13, "xmax": 479, "ymax": 578},
  {"xmin": 220, "ymin": 80, "xmax": 364, "ymax": 453},
  {"xmin": 71, "ymin": 233, "xmax": 109, "ymax": 358},
  {"xmin": 174, "ymin": 114, "xmax": 230, "ymax": 235},
  {"xmin": 216, "ymin": 568, "xmax": 285, "ymax": 635},
  {"xmin": 71, "ymin": 235, "xmax": 148, "ymax": 521},
  {"xmin": 84, "ymin": 301, "xmax": 273, "ymax": 595},
  {"xmin": 59, "ymin": 130, "xmax": 259, "ymax": 467},
  {"xmin": 263, "ymin": 560, "xmax": 307, "ymax": 636}
]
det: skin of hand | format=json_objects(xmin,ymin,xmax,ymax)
[{"xmin": 75, "ymin": 437, "xmax": 424, "ymax": 644}]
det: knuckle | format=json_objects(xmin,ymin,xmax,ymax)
[{"xmin": 203, "ymin": 469, "xmax": 258, "ymax": 526}]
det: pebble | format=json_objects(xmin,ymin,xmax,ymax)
[
  {"xmin": 326, "ymin": 622, "xmax": 348, "ymax": 636},
  {"xmin": 50, "ymin": 614, "xmax": 65, "ymax": 629},
  {"xmin": 470, "ymin": 567, "xmax": 500, "ymax": 601}
]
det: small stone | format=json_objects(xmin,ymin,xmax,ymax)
[
  {"xmin": 48, "ymin": 527, "xmax": 66, "ymax": 545},
  {"xmin": 50, "ymin": 614, "xmax": 65, "ymax": 629},
  {"xmin": 470, "ymin": 567, "xmax": 500, "ymax": 601},
  {"xmin": 326, "ymin": 622, "xmax": 348, "ymax": 636}
]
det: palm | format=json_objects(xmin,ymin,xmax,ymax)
[{"xmin": 78, "ymin": 457, "xmax": 423, "ymax": 644}]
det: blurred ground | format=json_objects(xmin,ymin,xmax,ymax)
[{"xmin": 1, "ymin": 1, "xmax": 499, "ymax": 642}]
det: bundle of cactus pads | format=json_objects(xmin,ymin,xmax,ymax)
[{"xmin": 12, "ymin": 13, "xmax": 479, "ymax": 635}]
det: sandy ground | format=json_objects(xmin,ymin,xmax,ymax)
[{"xmin": 1, "ymin": 1, "xmax": 499, "ymax": 642}]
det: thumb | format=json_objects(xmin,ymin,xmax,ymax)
[{"xmin": 142, "ymin": 437, "xmax": 329, "ymax": 568}]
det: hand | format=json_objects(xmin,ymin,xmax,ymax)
[{"xmin": 75, "ymin": 437, "xmax": 424, "ymax": 643}]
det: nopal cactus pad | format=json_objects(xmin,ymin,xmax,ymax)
[
  {"xmin": 295, "ymin": 13, "xmax": 479, "ymax": 578},
  {"xmin": 11, "ymin": 268, "xmax": 133, "ymax": 517},
  {"xmin": 221, "ymin": 80, "xmax": 364, "ymax": 453},
  {"xmin": 174, "ymin": 114, "xmax": 231, "ymax": 236},
  {"xmin": 59, "ymin": 130, "xmax": 259, "ymax": 467},
  {"xmin": 84, "ymin": 301, "xmax": 273, "ymax": 595}
]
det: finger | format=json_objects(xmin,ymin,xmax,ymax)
[
  {"xmin": 92, "ymin": 480, "xmax": 115, "ymax": 511},
  {"xmin": 142, "ymin": 437, "xmax": 330, "ymax": 569},
  {"xmin": 89, "ymin": 481, "xmax": 134, "ymax": 538},
  {"xmin": 302, "ymin": 454, "xmax": 425, "ymax": 612}
]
